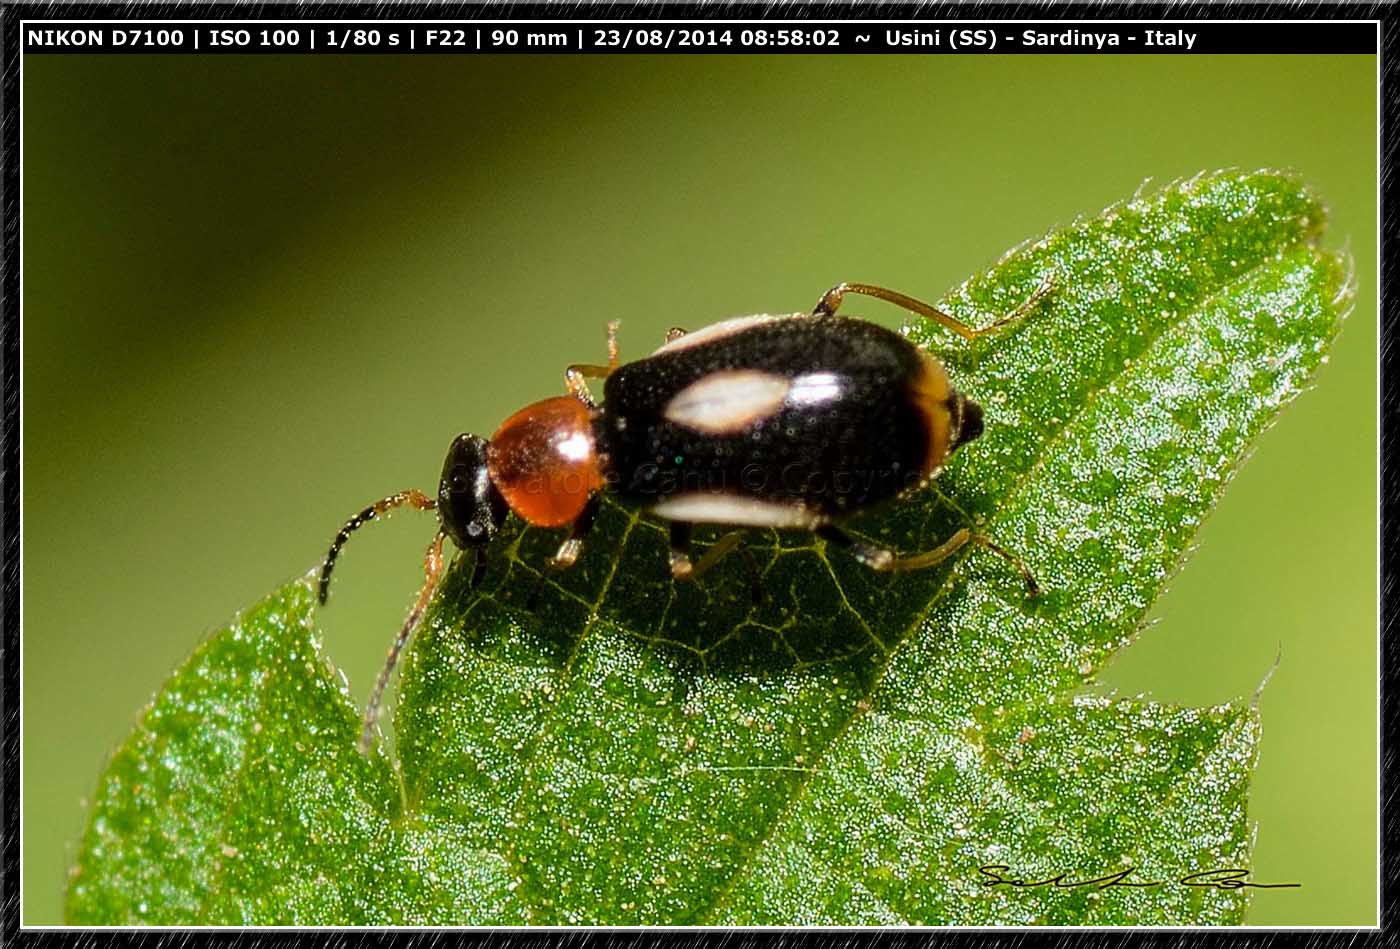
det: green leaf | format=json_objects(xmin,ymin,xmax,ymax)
[{"xmin": 68, "ymin": 170, "xmax": 1348, "ymax": 925}]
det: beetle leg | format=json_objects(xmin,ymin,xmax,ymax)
[
  {"xmin": 672, "ymin": 521, "xmax": 744, "ymax": 580},
  {"xmin": 690, "ymin": 531, "xmax": 746, "ymax": 579},
  {"xmin": 818, "ymin": 524, "xmax": 1038, "ymax": 595},
  {"xmin": 816, "ymin": 523, "xmax": 902, "ymax": 571},
  {"xmin": 669, "ymin": 522, "xmax": 697, "ymax": 579},
  {"xmin": 359, "ymin": 530, "xmax": 446, "ymax": 755},
  {"xmin": 812, "ymin": 275, "xmax": 1054, "ymax": 342},
  {"xmin": 968, "ymin": 533, "xmax": 1040, "ymax": 596},
  {"xmin": 606, "ymin": 319, "xmax": 621, "ymax": 368},
  {"xmin": 564, "ymin": 321, "xmax": 622, "ymax": 406},
  {"xmin": 469, "ymin": 546, "xmax": 489, "ymax": 589},
  {"xmin": 670, "ymin": 523, "xmax": 762, "ymax": 602},
  {"xmin": 551, "ymin": 494, "xmax": 602, "ymax": 570},
  {"xmin": 565, "ymin": 364, "xmax": 610, "ymax": 406},
  {"xmin": 525, "ymin": 496, "xmax": 602, "ymax": 611}
]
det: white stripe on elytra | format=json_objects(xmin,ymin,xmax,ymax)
[
  {"xmin": 651, "ymin": 313, "xmax": 802, "ymax": 355},
  {"xmin": 653, "ymin": 492, "xmax": 821, "ymax": 528}
]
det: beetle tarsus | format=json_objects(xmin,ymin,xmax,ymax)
[
  {"xmin": 564, "ymin": 322, "xmax": 622, "ymax": 405},
  {"xmin": 669, "ymin": 522, "xmax": 696, "ymax": 579},
  {"xmin": 970, "ymin": 532, "xmax": 1041, "ymax": 597},
  {"xmin": 552, "ymin": 494, "xmax": 602, "ymax": 571}
]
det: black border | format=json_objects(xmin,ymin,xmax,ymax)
[{"xmin": 1, "ymin": 1, "xmax": 1392, "ymax": 943}]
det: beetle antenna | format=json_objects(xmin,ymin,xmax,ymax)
[
  {"xmin": 359, "ymin": 530, "xmax": 447, "ymax": 756},
  {"xmin": 319, "ymin": 489, "xmax": 437, "ymax": 605}
]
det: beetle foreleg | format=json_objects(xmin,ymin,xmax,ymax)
[
  {"xmin": 359, "ymin": 529, "xmax": 446, "ymax": 755},
  {"xmin": 564, "ymin": 320, "xmax": 622, "ymax": 406},
  {"xmin": 564, "ymin": 364, "xmax": 610, "ymax": 406},
  {"xmin": 551, "ymin": 494, "xmax": 601, "ymax": 570},
  {"xmin": 606, "ymin": 319, "xmax": 621, "ymax": 368},
  {"xmin": 469, "ymin": 546, "xmax": 488, "ymax": 589}
]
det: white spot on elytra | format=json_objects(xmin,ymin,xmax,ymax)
[
  {"xmin": 787, "ymin": 371, "xmax": 845, "ymax": 407},
  {"xmin": 664, "ymin": 370, "xmax": 791, "ymax": 435}
]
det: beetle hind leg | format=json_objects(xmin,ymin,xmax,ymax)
[
  {"xmin": 817, "ymin": 524, "xmax": 1039, "ymax": 596},
  {"xmin": 812, "ymin": 276, "xmax": 1054, "ymax": 342},
  {"xmin": 816, "ymin": 523, "xmax": 905, "ymax": 571}
]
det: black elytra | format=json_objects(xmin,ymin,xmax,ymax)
[
  {"xmin": 599, "ymin": 315, "xmax": 981, "ymax": 517},
  {"xmin": 319, "ymin": 278, "xmax": 1052, "ymax": 752}
]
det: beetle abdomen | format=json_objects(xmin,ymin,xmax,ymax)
[{"xmin": 599, "ymin": 315, "xmax": 953, "ymax": 521}]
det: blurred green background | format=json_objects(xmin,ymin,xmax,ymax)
[{"xmin": 22, "ymin": 53, "xmax": 1376, "ymax": 925}]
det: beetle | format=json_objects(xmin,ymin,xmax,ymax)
[{"xmin": 320, "ymin": 278, "xmax": 1051, "ymax": 752}]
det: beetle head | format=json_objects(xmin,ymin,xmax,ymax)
[{"xmin": 438, "ymin": 433, "xmax": 509, "ymax": 549}]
